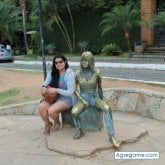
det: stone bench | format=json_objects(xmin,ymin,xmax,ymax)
[{"xmin": 61, "ymin": 106, "xmax": 103, "ymax": 131}]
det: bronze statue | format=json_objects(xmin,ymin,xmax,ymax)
[{"xmin": 72, "ymin": 51, "xmax": 120, "ymax": 148}]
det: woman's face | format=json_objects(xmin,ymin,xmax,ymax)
[{"xmin": 54, "ymin": 58, "xmax": 65, "ymax": 70}]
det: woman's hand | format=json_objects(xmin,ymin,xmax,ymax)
[
  {"xmin": 47, "ymin": 86, "xmax": 58, "ymax": 95},
  {"xmin": 41, "ymin": 86, "xmax": 58, "ymax": 95},
  {"xmin": 41, "ymin": 86, "xmax": 48, "ymax": 95},
  {"xmin": 41, "ymin": 86, "xmax": 58, "ymax": 103}
]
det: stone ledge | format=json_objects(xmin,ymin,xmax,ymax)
[
  {"xmin": 0, "ymin": 88, "xmax": 165, "ymax": 122},
  {"xmin": 104, "ymin": 88, "xmax": 165, "ymax": 122},
  {"xmin": 0, "ymin": 100, "xmax": 40, "ymax": 115}
]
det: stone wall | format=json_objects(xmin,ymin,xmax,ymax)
[
  {"xmin": 0, "ymin": 100, "xmax": 39, "ymax": 115},
  {"xmin": 104, "ymin": 88, "xmax": 165, "ymax": 122},
  {"xmin": 0, "ymin": 88, "xmax": 165, "ymax": 122}
]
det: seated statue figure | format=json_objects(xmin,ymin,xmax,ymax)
[{"xmin": 72, "ymin": 51, "xmax": 120, "ymax": 148}]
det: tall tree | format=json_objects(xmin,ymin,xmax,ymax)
[
  {"xmin": 65, "ymin": 0, "xmax": 75, "ymax": 50},
  {"xmin": 150, "ymin": 11, "xmax": 165, "ymax": 27},
  {"xmin": 99, "ymin": 2, "xmax": 140, "ymax": 56},
  {"xmin": 0, "ymin": 0, "xmax": 22, "ymax": 43},
  {"xmin": 19, "ymin": 0, "xmax": 29, "ymax": 55},
  {"xmin": 30, "ymin": 0, "xmax": 76, "ymax": 53},
  {"xmin": 44, "ymin": 0, "xmax": 76, "ymax": 53}
]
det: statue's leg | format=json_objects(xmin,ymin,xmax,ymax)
[
  {"xmin": 72, "ymin": 101, "xmax": 84, "ymax": 139},
  {"xmin": 103, "ymin": 111, "xmax": 115, "ymax": 136},
  {"xmin": 96, "ymin": 99, "xmax": 120, "ymax": 148}
]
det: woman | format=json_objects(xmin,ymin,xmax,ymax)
[
  {"xmin": 72, "ymin": 51, "xmax": 120, "ymax": 148},
  {"xmin": 38, "ymin": 54, "xmax": 75, "ymax": 134}
]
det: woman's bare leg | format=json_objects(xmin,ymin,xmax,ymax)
[
  {"xmin": 38, "ymin": 100, "xmax": 52, "ymax": 134},
  {"xmin": 48, "ymin": 101, "xmax": 69, "ymax": 131},
  {"xmin": 38, "ymin": 100, "xmax": 51, "ymax": 124}
]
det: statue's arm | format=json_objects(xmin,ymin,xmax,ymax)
[{"xmin": 96, "ymin": 69, "xmax": 103, "ymax": 99}]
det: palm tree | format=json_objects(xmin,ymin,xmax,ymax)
[
  {"xmin": 30, "ymin": 0, "xmax": 75, "ymax": 53},
  {"xmin": 150, "ymin": 11, "xmax": 165, "ymax": 27},
  {"xmin": 65, "ymin": 0, "xmax": 75, "ymax": 51},
  {"xmin": 99, "ymin": 3, "xmax": 140, "ymax": 56},
  {"xmin": 45, "ymin": 0, "xmax": 75, "ymax": 53},
  {"xmin": 19, "ymin": 0, "xmax": 29, "ymax": 55},
  {"xmin": 0, "ymin": 1, "xmax": 22, "ymax": 43}
]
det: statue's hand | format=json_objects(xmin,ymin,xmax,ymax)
[{"xmin": 83, "ymin": 100, "xmax": 89, "ymax": 107}]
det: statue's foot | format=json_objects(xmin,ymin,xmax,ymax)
[
  {"xmin": 109, "ymin": 136, "xmax": 120, "ymax": 148},
  {"xmin": 73, "ymin": 129, "xmax": 84, "ymax": 139}
]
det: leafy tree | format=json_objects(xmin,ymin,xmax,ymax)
[
  {"xmin": 46, "ymin": 0, "xmax": 77, "ymax": 53},
  {"xmin": 150, "ymin": 11, "xmax": 165, "ymax": 27},
  {"xmin": 29, "ymin": 0, "xmax": 77, "ymax": 53},
  {"xmin": 80, "ymin": 0, "xmax": 123, "ymax": 9},
  {"xmin": 0, "ymin": 0, "xmax": 22, "ymax": 43},
  {"xmin": 19, "ymin": 0, "xmax": 29, "ymax": 55},
  {"xmin": 99, "ymin": 2, "xmax": 140, "ymax": 56}
]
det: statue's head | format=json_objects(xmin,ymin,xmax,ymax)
[{"xmin": 80, "ymin": 51, "xmax": 95, "ymax": 71}]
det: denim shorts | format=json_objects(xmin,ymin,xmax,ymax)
[{"xmin": 57, "ymin": 95, "xmax": 73, "ymax": 108}]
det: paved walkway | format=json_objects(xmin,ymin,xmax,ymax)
[
  {"xmin": 1, "ymin": 57, "xmax": 165, "ymax": 164},
  {"xmin": 0, "ymin": 111, "xmax": 165, "ymax": 165},
  {"xmin": 14, "ymin": 60, "xmax": 165, "ymax": 70}
]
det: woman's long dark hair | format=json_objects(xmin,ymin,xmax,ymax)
[{"xmin": 48, "ymin": 54, "xmax": 69, "ymax": 88}]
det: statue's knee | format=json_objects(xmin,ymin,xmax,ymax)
[
  {"xmin": 71, "ymin": 107, "xmax": 79, "ymax": 115},
  {"xmin": 72, "ymin": 107, "xmax": 82, "ymax": 115},
  {"xmin": 104, "ymin": 104, "xmax": 110, "ymax": 112}
]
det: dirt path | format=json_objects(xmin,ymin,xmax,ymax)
[{"xmin": 0, "ymin": 69, "xmax": 164, "ymax": 106}]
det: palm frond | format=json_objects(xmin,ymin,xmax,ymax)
[
  {"xmin": 151, "ymin": 12, "xmax": 165, "ymax": 26},
  {"xmin": 0, "ymin": 1, "xmax": 22, "ymax": 42}
]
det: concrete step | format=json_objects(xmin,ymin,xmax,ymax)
[
  {"xmin": 131, "ymin": 52, "xmax": 165, "ymax": 62},
  {"xmin": 132, "ymin": 53, "xmax": 165, "ymax": 57},
  {"xmin": 146, "ymin": 46, "xmax": 165, "ymax": 51},
  {"xmin": 144, "ymin": 47, "xmax": 165, "ymax": 53}
]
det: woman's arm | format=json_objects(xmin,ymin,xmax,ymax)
[
  {"xmin": 42, "ymin": 72, "xmax": 52, "ymax": 87},
  {"xmin": 57, "ymin": 69, "xmax": 75, "ymax": 96},
  {"xmin": 40, "ymin": 72, "xmax": 52, "ymax": 94}
]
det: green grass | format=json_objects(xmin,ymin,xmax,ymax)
[
  {"xmin": 14, "ymin": 54, "xmax": 38, "ymax": 61},
  {"xmin": 146, "ymin": 83, "xmax": 165, "ymax": 88},
  {"xmin": 8, "ymin": 69, "xmax": 41, "ymax": 75},
  {"xmin": 0, "ymin": 88, "xmax": 19, "ymax": 106},
  {"xmin": 14, "ymin": 52, "xmax": 130, "ymax": 61}
]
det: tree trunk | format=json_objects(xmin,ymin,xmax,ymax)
[
  {"xmin": 58, "ymin": 15, "xmax": 73, "ymax": 53},
  {"xmin": 66, "ymin": 1, "xmax": 75, "ymax": 51},
  {"xmin": 53, "ymin": 2, "xmax": 73, "ymax": 53},
  {"xmin": 124, "ymin": 30, "xmax": 132, "ymax": 57},
  {"xmin": 20, "ymin": 0, "xmax": 29, "ymax": 55}
]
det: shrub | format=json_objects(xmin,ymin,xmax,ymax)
[
  {"xmin": 77, "ymin": 41, "xmax": 89, "ymax": 52},
  {"xmin": 45, "ymin": 43, "xmax": 56, "ymax": 55},
  {"xmin": 101, "ymin": 43, "xmax": 122, "ymax": 56},
  {"xmin": 88, "ymin": 44, "xmax": 101, "ymax": 55}
]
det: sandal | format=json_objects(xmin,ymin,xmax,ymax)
[
  {"xmin": 54, "ymin": 121, "xmax": 61, "ymax": 131},
  {"xmin": 44, "ymin": 122, "xmax": 53, "ymax": 135}
]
